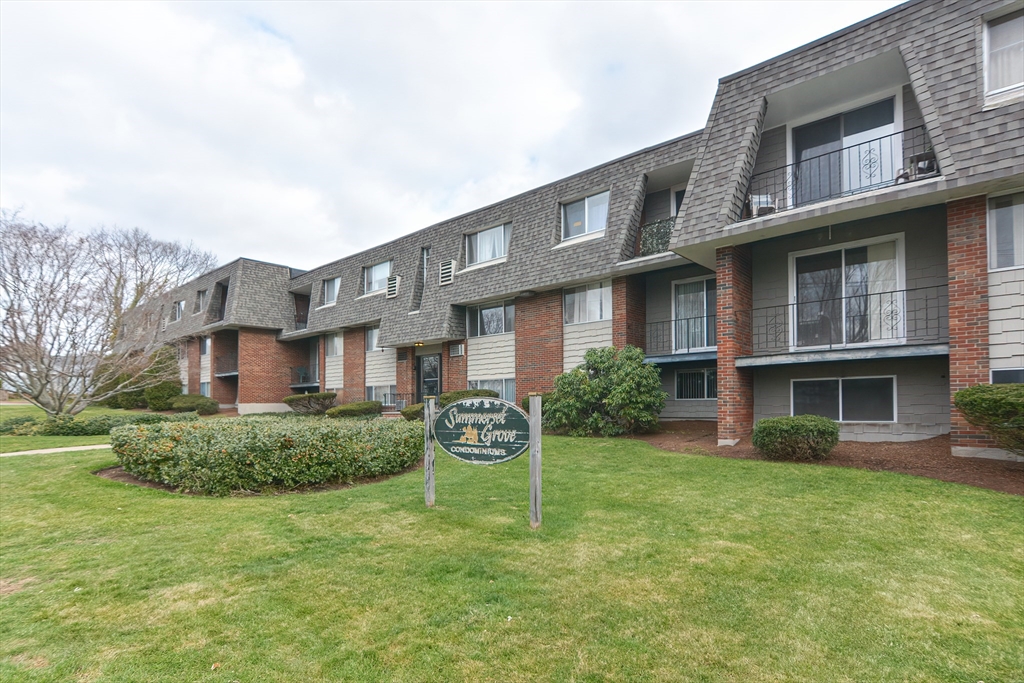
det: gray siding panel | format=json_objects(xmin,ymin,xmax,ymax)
[
  {"xmin": 467, "ymin": 334, "xmax": 516, "ymax": 379},
  {"xmin": 563, "ymin": 321, "xmax": 613, "ymax": 371},
  {"xmin": 324, "ymin": 356, "xmax": 345, "ymax": 389},
  {"xmin": 989, "ymin": 268, "xmax": 1024, "ymax": 370},
  {"xmin": 751, "ymin": 125, "xmax": 787, "ymax": 177},
  {"xmin": 365, "ymin": 348, "xmax": 397, "ymax": 386},
  {"xmin": 643, "ymin": 189, "xmax": 671, "ymax": 222},
  {"xmin": 645, "ymin": 264, "xmax": 715, "ymax": 324}
]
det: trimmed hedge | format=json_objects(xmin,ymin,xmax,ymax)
[
  {"xmin": 283, "ymin": 392, "xmax": 337, "ymax": 415},
  {"xmin": 438, "ymin": 389, "xmax": 499, "ymax": 407},
  {"xmin": 171, "ymin": 395, "xmax": 220, "ymax": 415},
  {"xmin": 401, "ymin": 403, "xmax": 425, "ymax": 421},
  {"xmin": 115, "ymin": 389, "xmax": 147, "ymax": 410},
  {"xmin": 9, "ymin": 411, "xmax": 199, "ymax": 437},
  {"xmin": 111, "ymin": 416, "xmax": 424, "ymax": 495},
  {"xmin": 144, "ymin": 381, "xmax": 184, "ymax": 411},
  {"xmin": 0, "ymin": 415, "xmax": 38, "ymax": 435},
  {"xmin": 326, "ymin": 401, "xmax": 383, "ymax": 418},
  {"xmin": 954, "ymin": 383, "xmax": 1024, "ymax": 456},
  {"xmin": 752, "ymin": 415, "xmax": 839, "ymax": 461}
]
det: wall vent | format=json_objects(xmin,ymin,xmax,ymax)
[
  {"xmin": 397, "ymin": 349, "xmax": 408, "ymax": 362},
  {"xmin": 439, "ymin": 259, "xmax": 455, "ymax": 286},
  {"xmin": 449, "ymin": 343, "xmax": 464, "ymax": 357},
  {"xmin": 386, "ymin": 274, "xmax": 400, "ymax": 299}
]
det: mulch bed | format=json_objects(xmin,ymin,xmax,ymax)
[{"xmin": 632, "ymin": 421, "xmax": 1024, "ymax": 496}]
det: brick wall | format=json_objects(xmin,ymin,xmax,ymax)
[
  {"xmin": 514, "ymin": 290, "xmax": 563, "ymax": 403},
  {"xmin": 443, "ymin": 340, "xmax": 467, "ymax": 393},
  {"xmin": 237, "ymin": 328, "xmax": 308, "ymax": 404},
  {"xmin": 342, "ymin": 327, "xmax": 366, "ymax": 403},
  {"xmin": 946, "ymin": 196, "xmax": 995, "ymax": 449},
  {"xmin": 396, "ymin": 347, "xmax": 415, "ymax": 400},
  {"xmin": 211, "ymin": 330, "xmax": 238, "ymax": 405},
  {"xmin": 612, "ymin": 274, "xmax": 647, "ymax": 350},
  {"xmin": 186, "ymin": 338, "xmax": 200, "ymax": 394},
  {"xmin": 716, "ymin": 245, "xmax": 754, "ymax": 445}
]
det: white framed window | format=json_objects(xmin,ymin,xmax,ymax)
[
  {"xmin": 323, "ymin": 277, "xmax": 339, "ymax": 305},
  {"xmin": 672, "ymin": 276, "xmax": 717, "ymax": 351},
  {"xmin": 564, "ymin": 280, "xmax": 612, "ymax": 324},
  {"xmin": 789, "ymin": 234, "xmax": 905, "ymax": 349},
  {"xmin": 989, "ymin": 193, "xmax": 1024, "ymax": 270},
  {"xmin": 366, "ymin": 385, "xmax": 397, "ymax": 403},
  {"xmin": 467, "ymin": 300, "xmax": 515, "ymax": 337},
  {"xmin": 676, "ymin": 368, "xmax": 717, "ymax": 400},
  {"xmin": 200, "ymin": 382, "xmax": 211, "ymax": 398},
  {"xmin": 364, "ymin": 261, "xmax": 391, "ymax": 294},
  {"xmin": 325, "ymin": 333, "xmax": 342, "ymax": 357},
  {"xmin": 791, "ymin": 376, "xmax": 896, "ymax": 422},
  {"xmin": 199, "ymin": 337, "xmax": 210, "ymax": 356},
  {"xmin": 562, "ymin": 191, "xmax": 610, "ymax": 240},
  {"xmin": 985, "ymin": 9, "xmax": 1024, "ymax": 98},
  {"xmin": 468, "ymin": 378, "xmax": 516, "ymax": 402},
  {"xmin": 992, "ymin": 368, "xmax": 1024, "ymax": 384},
  {"xmin": 195, "ymin": 290, "xmax": 207, "ymax": 313},
  {"xmin": 365, "ymin": 325, "xmax": 380, "ymax": 352},
  {"xmin": 466, "ymin": 224, "xmax": 510, "ymax": 266},
  {"xmin": 170, "ymin": 300, "xmax": 184, "ymax": 322}
]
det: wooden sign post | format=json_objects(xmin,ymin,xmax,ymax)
[
  {"xmin": 424, "ymin": 397, "xmax": 435, "ymax": 508},
  {"xmin": 528, "ymin": 393, "xmax": 542, "ymax": 530}
]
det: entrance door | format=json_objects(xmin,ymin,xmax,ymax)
[{"xmin": 418, "ymin": 354, "xmax": 441, "ymax": 403}]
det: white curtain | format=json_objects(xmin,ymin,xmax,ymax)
[{"xmin": 675, "ymin": 281, "xmax": 706, "ymax": 350}]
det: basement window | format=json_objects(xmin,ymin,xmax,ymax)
[
  {"xmin": 676, "ymin": 368, "xmax": 717, "ymax": 400},
  {"xmin": 791, "ymin": 376, "xmax": 895, "ymax": 422}
]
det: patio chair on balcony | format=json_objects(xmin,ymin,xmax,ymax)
[{"xmin": 747, "ymin": 193, "xmax": 777, "ymax": 217}]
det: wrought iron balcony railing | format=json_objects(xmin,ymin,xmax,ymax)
[
  {"xmin": 214, "ymin": 353, "xmax": 238, "ymax": 375},
  {"xmin": 646, "ymin": 315, "xmax": 717, "ymax": 356},
  {"xmin": 750, "ymin": 285, "xmax": 948, "ymax": 355},
  {"xmin": 742, "ymin": 125, "xmax": 937, "ymax": 220},
  {"xmin": 635, "ymin": 217, "xmax": 674, "ymax": 257}
]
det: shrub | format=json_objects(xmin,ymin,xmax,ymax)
[
  {"xmin": 752, "ymin": 415, "xmax": 840, "ymax": 461},
  {"xmin": 26, "ymin": 411, "xmax": 198, "ymax": 436},
  {"xmin": 283, "ymin": 392, "xmax": 338, "ymax": 415},
  {"xmin": 438, "ymin": 389, "xmax": 499, "ymax": 407},
  {"xmin": 170, "ymin": 395, "xmax": 219, "ymax": 415},
  {"xmin": 521, "ymin": 392, "xmax": 553, "ymax": 413},
  {"xmin": 401, "ymin": 403, "xmax": 425, "ymax": 421},
  {"xmin": 954, "ymin": 383, "xmax": 1024, "ymax": 456},
  {"xmin": 0, "ymin": 415, "xmax": 38, "ymax": 435},
  {"xmin": 111, "ymin": 416, "xmax": 424, "ymax": 495},
  {"xmin": 544, "ymin": 346, "xmax": 667, "ymax": 437},
  {"xmin": 144, "ymin": 381, "xmax": 184, "ymax": 411},
  {"xmin": 115, "ymin": 389, "xmax": 147, "ymax": 410},
  {"xmin": 326, "ymin": 401, "xmax": 383, "ymax": 418}
]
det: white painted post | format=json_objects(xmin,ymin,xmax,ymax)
[
  {"xmin": 528, "ymin": 393, "xmax": 542, "ymax": 530},
  {"xmin": 424, "ymin": 397, "xmax": 435, "ymax": 508}
]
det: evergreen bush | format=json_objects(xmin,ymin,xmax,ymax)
[
  {"xmin": 954, "ymin": 383, "xmax": 1024, "ymax": 456},
  {"xmin": 521, "ymin": 392, "xmax": 553, "ymax": 413},
  {"xmin": 326, "ymin": 401, "xmax": 383, "ymax": 418},
  {"xmin": 438, "ymin": 389, "xmax": 500, "ymax": 407},
  {"xmin": 752, "ymin": 415, "xmax": 840, "ymax": 461},
  {"xmin": 400, "ymin": 403, "xmax": 425, "ymax": 421},
  {"xmin": 282, "ymin": 392, "xmax": 338, "ymax": 415},
  {"xmin": 170, "ymin": 395, "xmax": 220, "ymax": 415},
  {"xmin": 144, "ymin": 381, "xmax": 184, "ymax": 411}
]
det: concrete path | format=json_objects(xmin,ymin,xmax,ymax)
[{"xmin": 1, "ymin": 444, "xmax": 111, "ymax": 457}]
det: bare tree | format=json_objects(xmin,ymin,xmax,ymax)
[{"xmin": 0, "ymin": 213, "xmax": 213, "ymax": 416}]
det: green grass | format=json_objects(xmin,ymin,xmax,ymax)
[
  {"xmin": 1, "ymin": 439, "xmax": 1021, "ymax": 682},
  {"xmin": 0, "ymin": 404, "xmax": 130, "ymax": 454}
]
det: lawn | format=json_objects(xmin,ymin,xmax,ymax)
[
  {"xmin": 0, "ymin": 404, "xmax": 129, "ymax": 454},
  {"xmin": 1, "ymin": 438, "xmax": 1021, "ymax": 682}
]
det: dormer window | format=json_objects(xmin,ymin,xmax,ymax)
[
  {"xmin": 365, "ymin": 325, "xmax": 380, "ymax": 351},
  {"xmin": 170, "ymin": 300, "xmax": 184, "ymax": 322},
  {"xmin": 364, "ymin": 261, "xmax": 391, "ymax": 294},
  {"xmin": 562, "ymin": 191, "xmax": 609, "ymax": 240},
  {"xmin": 323, "ymin": 277, "xmax": 339, "ymax": 305},
  {"xmin": 466, "ymin": 223, "xmax": 510, "ymax": 266},
  {"xmin": 195, "ymin": 289, "xmax": 207, "ymax": 313},
  {"xmin": 985, "ymin": 10, "xmax": 1023, "ymax": 98}
]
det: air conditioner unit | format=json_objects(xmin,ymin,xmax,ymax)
[
  {"xmin": 439, "ymin": 259, "xmax": 455, "ymax": 286},
  {"xmin": 449, "ymin": 343, "xmax": 464, "ymax": 357},
  {"xmin": 386, "ymin": 274, "xmax": 400, "ymax": 299}
]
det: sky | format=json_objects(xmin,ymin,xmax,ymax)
[{"xmin": 0, "ymin": 0, "xmax": 904, "ymax": 271}]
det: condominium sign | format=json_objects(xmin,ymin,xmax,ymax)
[{"xmin": 433, "ymin": 398, "xmax": 531, "ymax": 464}]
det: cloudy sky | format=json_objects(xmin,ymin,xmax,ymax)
[{"xmin": 1, "ymin": 0, "xmax": 902, "ymax": 270}]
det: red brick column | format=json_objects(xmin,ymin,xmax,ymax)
[
  {"xmin": 514, "ymin": 290, "xmax": 563, "ymax": 403},
  {"xmin": 396, "ymin": 347, "xmax": 416, "ymax": 400},
  {"xmin": 443, "ymin": 341, "xmax": 467, "ymax": 393},
  {"xmin": 211, "ymin": 330, "xmax": 238, "ymax": 405},
  {"xmin": 342, "ymin": 328, "xmax": 366, "ymax": 404},
  {"xmin": 612, "ymin": 275, "xmax": 647, "ymax": 350},
  {"xmin": 186, "ymin": 338, "xmax": 200, "ymax": 394},
  {"xmin": 318, "ymin": 335, "xmax": 327, "ymax": 392},
  {"xmin": 716, "ymin": 245, "xmax": 754, "ymax": 446},
  {"xmin": 947, "ymin": 196, "xmax": 995, "ymax": 451},
  {"xmin": 237, "ymin": 329, "xmax": 308, "ymax": 405}
]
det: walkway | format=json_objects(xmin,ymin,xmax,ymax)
[{"xmin": 1, "ymin": 444, "xmax": 111, "ymax": 458}]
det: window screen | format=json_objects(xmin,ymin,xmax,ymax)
[
  {"xmin": 792, "ymin": 380, "xmax": 840, "ymax": 420},
  {"xmin": 841, "ymin": 377, "xmax": 894, "ymax": 422}
]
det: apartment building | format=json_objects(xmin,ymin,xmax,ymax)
[{"xmin": 125, "ymin": 0, "xmax": 1023, "ymax": 460}]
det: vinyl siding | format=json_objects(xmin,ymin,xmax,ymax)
[
  {"xmin": 989, "ymin": 268, "xmax": 1024, "ymax": 370},
  {"xmin": 200, "ymin": 352, "xmax": 211, "ymax": 384},
  {"xmin": 644, "ymin": 265, "xmax": 715, "ymax": 324},
  {"xmin": 750, "ymin": 125, "xmax": 786, "ymax": 178},
  {"xmin": 178, "ymin": 357, "xmax": 188, "ymax": 389},
  {"xmin": 643, "ymin": 189, "xmax": 671, "ymax": 222},
  {"xmin": 563, "ymin": 320, "xmax": 613, "ymax": 371},
  {"xmin": 365, "ymin": 348, "xmax": 397, "ymax": 386},
  {"xmin": 324, "ymin": 355, "xmax": 345, "ymax": 389},
  {"xmin": 467, "ymin": 333, "xmax": 516, "ymax": 380}
]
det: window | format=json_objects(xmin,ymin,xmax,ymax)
[
  {"xmin": 467, "ymin": 300, "xmax": 514, "ymax": 337},
  {"xmin": 792, "ymin": 237, "xmax": 902, "ymax": 348},
  {"xmin": 364, "ymin": 261, "xmax": 391, "ymax": 294},
  {"xmin": 673, "ymin": 277, "xmax": 717, "ymax": 350},
  {"xmin": 563, "ymin": 280, "xmax": 612, "ymax": 325},
  {"xmin": 469, "ymin": 378, "xmax": 516, "ymax": 402},
  {"xmin": 676, "ymin": 369, "xmax": 717, "ymax": 400},
  {"xmin": 365, "ymin": 326, "xmax": 379, "ymax": 352},
  {"xmin": 323, "ymin": 277, "xmax": 339, "ymax": 305},
  {"xmin": 992, "ymin": 368, "xmax": 1024, "ymax": 384},
  {"xmin": 986, "ymin": 10, "xmax": 1024, "ymax": 96},
  {"xmin": 366, "ymin": 385, "xmax": 397, "ymax": 403},
  {"xmin": 562, "ymin": 191, "xmax": 610, "ymax": 240},
  {"xmin": 792, "ymin": 376, "xmax": 895, "ymax": 422},
  {"xmin": 325, "ymin": 333, "xmax": 342, "ymax": 357},
  {"xmin": 170, "ymin": 300, "xmax": 184, "ymax": 322},
  {"xmin": 195, "ymin": 290, "xmax": 207, "ymax": 313},
  {"xmin": 199, "ymin": 337, "xmax": 209, "ymax": 355},
  {"xmin": 466, "ymin": 224, "xmax": 510, "ymax": 266},
  {"xmin": 200, "ymin": 382, "xmax": 211, "ymax": 398},
  {"xmin": 989, "ymin": 193, "xmax": 1024, "ymax": 270}
]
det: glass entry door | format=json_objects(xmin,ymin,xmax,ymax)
[{"xmin": 417, "ymin": 354, "xmax": 441, "ymax": 403}]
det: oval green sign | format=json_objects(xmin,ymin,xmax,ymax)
[{"xmin": 433, "ymin": 398, "xmax": 531, "ymax": 465}]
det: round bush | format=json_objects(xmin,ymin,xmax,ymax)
[
  {"xmin": 144, "ymin": 381, "xmax": 184, "ymax": 411},
  {"xmin": 0, "ymin": 415, "xmax": 38, "ymax": 435},
  {"xmin": 438, "ymin": 389, "xmax": 499, "ymax": 407},
  {"xmin": 401, "ymin": 403, "xmax": 425, "ymax": 421},
  {"xmin": 115, "ymin": 389, "xmax": 147, "ymax": 410},
  {"xmin": 954, "ymin": 383, "xmax": 1024, "ymax": 456},
  {"xmin": 170, "ymin": 394, "xmax": 219, "ymax": 415},
  {"xmin": 111, "ymin": 416, "xmax": 424, "ymax": 495},
  {"xmin": 326, "ymin": 401, "xmax": 383, "ymax": 418},
  {"xmin": 283, "ymin": 392, "xmax": 338, "ymax": 415},
  {"xmin": 752, "ymin": 415, "xmax": 839, "ymax": 461}
]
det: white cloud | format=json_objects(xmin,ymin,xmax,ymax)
[{"xmin": 0, "ymin": 0, "xmax": 903, "ymax": 269}]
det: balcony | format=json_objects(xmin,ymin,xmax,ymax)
[
  {"xmin": 634, "ymin": 218, "xmax": 674, "ymax": 258},
  {"xmin": 214, "ymin": 353, "xmax": 238, "ymax": 377},
  {"xmin": 750, "ymin": 285, "xmax": 948, "ymax": 355},
  {"xmin": 646, "ymin": 315, "xmax": 717, "ymax": 356},
  {"xmin": 290, "ymin": 366, "xmax": 319, "ymax": 388},
  {"xmin": 742, "ymin": 126, "xmax": 937, "ymax": 220}
]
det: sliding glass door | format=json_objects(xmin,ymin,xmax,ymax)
[{"xmin": 674, "ymin": 278, "xmax": 717, "ymax": 351}]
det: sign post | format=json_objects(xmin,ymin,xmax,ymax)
[
  {"xmin": 528, "ymin": 393, "xmax": 542, "ymax": 530},
  {"xmin": 424, "ymin": 397, "xmax": 435, "ymax": 508}
]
